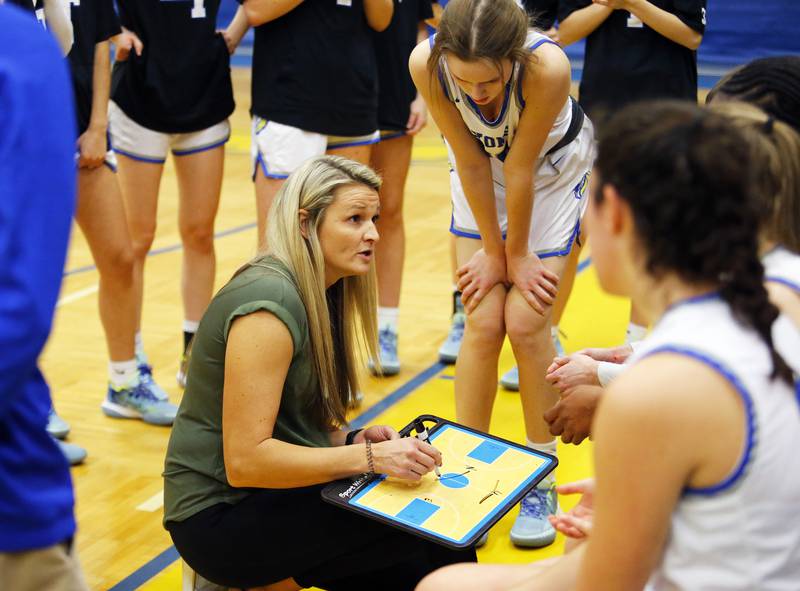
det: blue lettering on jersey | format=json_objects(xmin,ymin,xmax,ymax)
[{"xmin": 470, "ymin": 124, "xmax": 510, "ymax": 159}]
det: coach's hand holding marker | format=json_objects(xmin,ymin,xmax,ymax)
[{"xmin": 414, "ymin": 419, "xmax": 442, "ymax": 479}]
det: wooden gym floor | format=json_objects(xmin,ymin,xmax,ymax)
[{"xmin": 45, "ymin": 66, "xmax": 635, "ymax": 590}]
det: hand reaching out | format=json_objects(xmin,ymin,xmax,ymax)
[
  {"xmin": 545, "ymin": 353, "xmax": 600, "ymax": 393},
  {"xmin": 549, "ymin": 478, "xmax": 595, "ymax": 550}
]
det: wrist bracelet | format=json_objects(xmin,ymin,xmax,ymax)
[
  {"xmin": 345, "ymin": 428, "xmax": 364, "ymax": 446},
  {"xmin": 365, "ymin": 439, "xmax": 375, "ymax": 475}
]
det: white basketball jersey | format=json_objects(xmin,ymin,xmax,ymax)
[
  {"xmin": 437, "ymin": 31, "xmax": 572, "ymax": 161},
  {"xmin": 764, "ymin": 246, "xmax": 800, "ymax": 372},
  {"xmin": 763, "ymin": 245, "xmax": 800, "ymax": 294},
  {"xmin": 629, "ymin": 295, "xmax": 800, "ymax": 591}
]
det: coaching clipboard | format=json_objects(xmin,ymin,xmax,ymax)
[{"xmin": 321, "ymin": 415, "xmax": 557, "ymax": 549}]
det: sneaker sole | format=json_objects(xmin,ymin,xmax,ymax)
[
  {"xmin": 509, "ymin": 530, "xmax": 556, "ymax": 548},
  {"xmin": 438, "ymin": 351, "xmax": 458, "ymax": 364},
  {"xmin": 499, "ymin": 377, "xmax": 519, "ymax": 392},
  {"xmin": 101, "ymin": 400, "xmax": 174, "ymax": 426},
  {"xmin": 368, "ymin": 365, "xmax": 401, "ymax": 377}
]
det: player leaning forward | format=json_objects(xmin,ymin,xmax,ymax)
[{"xmin": 410, "ymin": 0, "xmax": 594, "ymax": 546}]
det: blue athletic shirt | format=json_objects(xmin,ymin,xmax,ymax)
[{"xmin": 0, "ymin": 4, "xmax": 78, "ymax": 553}]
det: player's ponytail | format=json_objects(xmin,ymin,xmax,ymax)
[{"xmin": 595, "ymin": 101, "xmax": 793, "ymax": 385}]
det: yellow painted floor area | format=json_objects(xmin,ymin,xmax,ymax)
[{"xmin": 43, "ymin": 68, "xmax": 632, "ymax": 590}]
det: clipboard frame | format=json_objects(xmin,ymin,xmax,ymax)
[{"xmin": 321, "ymin": 414, "xmax": 558, "ymax": 549}]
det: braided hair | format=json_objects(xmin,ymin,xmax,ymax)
[
  {"xmin": 595, "ymin": 101, "xmax": 793, "ymax": 385},
  {"xmin": 707, "ymin": 56, "xmax": 800, "ymax": 134}
]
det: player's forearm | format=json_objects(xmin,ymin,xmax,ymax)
[
  {"xmin": 364, "ymin": 0, "xmax": 393, "ymax": 32},
  {"xmin": 225, "ymin": 438, "xmax": 368, "ymax": 488},
  {"xmin": 43, "ymin": 0, "xmax": 73, "ymax": 55},
  {"xmin": 626, "ymin": 0, "xmax": 702, "ymax": 49},
  {"xmin": 458, "ymin": 164, "xmax": 505, "ymax": 256},
  {"xmin": 89, "ymin": 41, "xmax": 111, "ymax": 132},
  {"xmin": 226, "ymin": 6, "xmax": 251, "ymax": 47},
  {"xmin": 242, "ymin": 0, "xmax": 305, "ymax": 26},
  {"xmin": 557, "ymin": 5, "xmax": 613, "ymax": 46},
  {"xmin": 503, "ymin": 168, "xmax": 535, "ymax": 258}
]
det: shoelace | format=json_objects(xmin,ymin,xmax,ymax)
[
  {"xmin": 520, "ymin": 486, "xmax": 556, "ymax": 519},
  {"xmin": 378, "ymin": 328, "xmax": 398, "ymax": 356}
]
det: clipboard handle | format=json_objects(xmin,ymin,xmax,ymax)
[{"xmin": 398, "ymin": 414, "xmax": 444, "ymax": 438}]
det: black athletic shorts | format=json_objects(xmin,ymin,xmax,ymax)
[{"xmin": 166, "ymin": 484, "xmax": 476, "ymax": 590}]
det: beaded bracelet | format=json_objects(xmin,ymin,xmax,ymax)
[{"xmin": 365, "ymin": 439, "xmax": 375, "ymax": 475}]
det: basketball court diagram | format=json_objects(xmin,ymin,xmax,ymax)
[{"xmin": 349, "ymin": 423, "xmax": 553, "ymax": 544}]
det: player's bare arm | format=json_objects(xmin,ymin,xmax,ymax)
[{"xmin": 592, "ymin": 0, "xmax": 703, "ymax": 49}]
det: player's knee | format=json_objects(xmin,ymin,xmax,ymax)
[
  {"xmin": 130, "ymin": 229, "xmax": 156, "ymax": 260},
  {"xmin": 180, "ymin": 222, "xmax": 215, "ymax": 253},
  {"xmin": 466, "ymin": 304, "xmax": 506, "ymax": 347},
  {"xmin": 97, "ymin": 245, "xmax": 135, "ymax": 286},
  {"xmin": 505, "ymin": 298, "xmax": 550, "ymax": 348}
]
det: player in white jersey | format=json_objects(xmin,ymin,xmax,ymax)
[
  {"xmin": 542, "ymin": 96, "xmax": 800, "ymax": 445},
  {"xmin": 418, "ymin": 101, "xmax": 800, "ymax": 591},
  {"xmin": 410, "ymin": 0, "xmax": 594, "ymax": 547}
]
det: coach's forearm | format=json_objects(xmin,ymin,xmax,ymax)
[{"xmin": 626, "ymin": 0, "xmax": 702, "ymax": 49}]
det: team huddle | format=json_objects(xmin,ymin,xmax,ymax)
[{"xmin": 1, "ymin": 0, "xmax": 799, "ymax": 590}]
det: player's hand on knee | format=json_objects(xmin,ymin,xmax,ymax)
[
  {"xmin": 456, "ymin": 248, "xmax": 506, "ymax": 314},
  {"xmin": 506, "ymin": 253, "xmax": 558, "ymax": 315},
  {"xmin": 373, "ymin": 438, "xmax": 441, "ymax": 481}
]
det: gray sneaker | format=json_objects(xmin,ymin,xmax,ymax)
[
  {"xmin": 500, "ymin": 330, "xmax": 566, "ymax": 392},
  {"xmin": 510, "ymin": 484, "xmax": 558, "ymax": 548},
  {"xmin": 438, "ymin": 312, "xmax": 465, "ymax": 364},
  {"xmin": 47, "ymin": 409, "xmax": 70, "ymax": 440},
  {"xmin": 56, "ymin": 439, "xmax": 87, "ymax": 466}
]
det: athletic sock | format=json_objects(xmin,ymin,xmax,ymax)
[
  {"xmin": 134, "ymin": 331, "xmax": 148, "ymax": 366},
  {"xmin": 625, "ymin": 322, "xmax": 648, "ymax": 344},
  {"xmin": 527, "ymin": 439, "xmax": 558, "ymax": 487},
  {"xmin": 183, "ymin": 320, "xmax": 199, "ymax": 354},
  {"xmin": 109, "ymin": 359, "xmax": 139, "ymax": 389},
  {"xmin": 377, "ymin": 307, "xmax": 399, "ymax": 333}
]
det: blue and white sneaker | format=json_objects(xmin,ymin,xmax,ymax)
[
  {"xmin": 102, "ymin": 380, "xmax": 177, "ymax": 426},
  {"xmin": 510, "ymin": 484, "xmax": 558, "ymax": 547},
  {"xmin": 47, "ymin": 408, "xmax": 70, "ymax": 440},
  {"xmin": 138, "ymin": 363, "xmax": 170, "ymax": 401},
  {"xmin": 500, "ymin": 330, "xmax": 566, "ymax": 392},
  {"xmin": 368, "ymin": 327, "xmax": 401, "ymax": 376},
  {"xmin": 56, "ymin": 438, "xmax": 87, "ymax": 466},
  {"xmin": 438, "ymin": 312, "xmax": 465, "ymax": 364}
]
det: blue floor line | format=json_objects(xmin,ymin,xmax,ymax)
[
  {"xmin": 63, "ymin": 222, "xmax": 257, "ymax": 278},
  {"xmin": 107, "ymin": 546, "xmax": 180, "ymax": 591}
]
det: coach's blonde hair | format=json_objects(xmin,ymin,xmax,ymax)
[
  {"xmin": 256, "ymin": 156, "xmax": 381, "ymax": 429},
  {"xmin": 709, "ymin": 101, "xmax": 800, "ymax": 252}
]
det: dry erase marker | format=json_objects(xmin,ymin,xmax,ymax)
[{"xmin": 413, "ymin": 419, "xmax": 442, "ymax": 478}]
